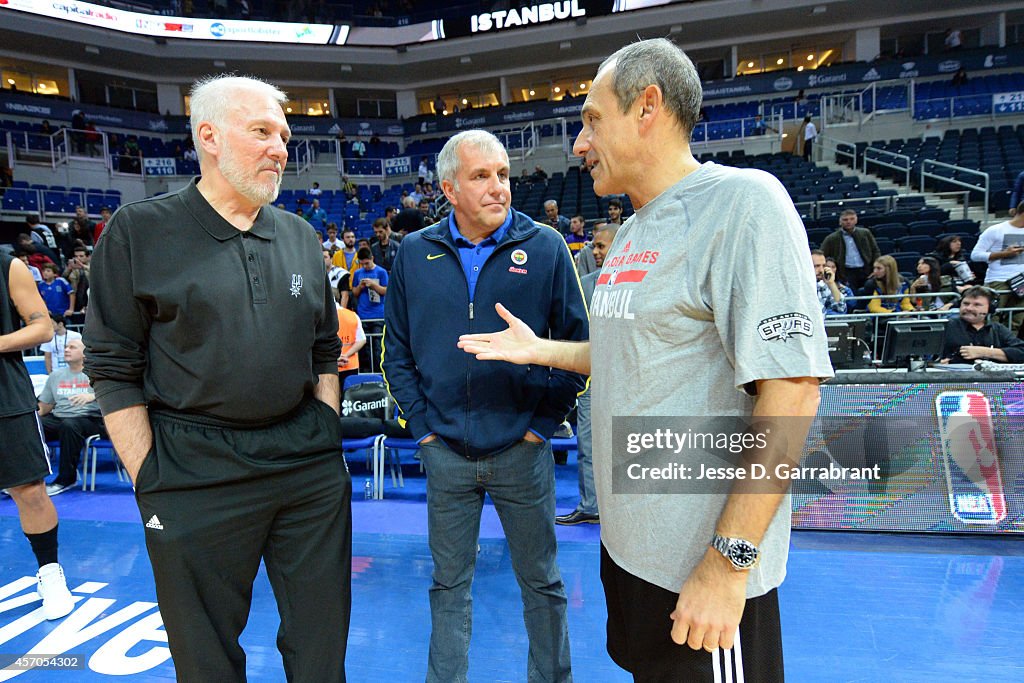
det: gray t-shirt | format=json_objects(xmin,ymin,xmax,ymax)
[
  {"xmin": 589, "ymin": 161, "xmax": 834, "ymax": 597},
  {"xmin": 39, "ymin": 366, "xmax": 101, "ymax": 419}
]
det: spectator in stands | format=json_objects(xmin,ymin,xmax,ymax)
[
  {"xmin": 63, "ymin": 244, "xmax": 90, "ymax": 321},
  {"xmin": 122, "ymin": 136, "xmax": 142, "ymax": 174},
  {"xmin": 336, "ymin": 301, "xmax": 365, "ymax": 387},
  {"xmin": 866, "ymin": 255, "xmax": 913, "ymax": 313},
  {"xmin": 183, "ymin": 139, "xmax": 198, "ymax": 163},
  {"xmin": 83, "ymin": 122, "xmax": 101, "ymax": 157},
  {"xmin": 37, "ymin": 339, "xmax": 104, "ymax": 496},
  {"xmin": 557, "ymin": 221, "xmax": 619, "ymax": 527},
  {"xmin": 565, "ymin": 215, "xmax": 588, "ymax": 255},
  {"xmin": 941, "ymin": 287, "xmax": 1024, "ymax": 364},
  {"xmin": 410, "ymin": 183, "xmax": 425, "ymax": 204},
  {"xmin": 351, "ymin": 138, "xmax": 366, "ymax": 158},
  {"xmin": 74, "ymin": 206, "xmax": 93, "ymax": 231},
  {"xmin": 0, "ymin": 162, "xmax": 12, "ymax": 188},
  {"xmin": 825, "ymin": 256, "xmax": 856, "ymax": 313},
  {"xmin": 384, "ymin": 205, "xmax": 398, "ymax": 227},
  {"xmin": 341, "ymin": 175, "xmax": 358, "ymax": 200},
  {"xmin": 69, "ymin": 216, "xmax": 94, "ymax": 257},
  {"xmin": 433, "ymin": 94, "xmax": 446, "ymax": 115},
  {"xmin": 332, "ymin": 228, "xmax": 360, "ymax": 274},
  {"xmin": 324, "ymin": 248, "xmax": 350, "ymax": 308},
  {"xmin": 15, "ymin": 234, "xmax": 55, "ymax": 273},
  {"xmin": 422, "ymin": 182, "xmax": 437, "ymax": 201},
  {"xmin": 13, "ymin": 250, "xmax": 42, "ymax": 283},
  {"xmin": 531, "ymin": 165, "xmax": 549, "ymax": 182},
  {"xmin": 930, "ymin": 234, "xmax": 976, "ymax": 285},
  {"xmin": 418, "ymin": 156, "xmax": 431, "ymax": 185},
  {"xmin": 351, "ymin": 246, "xmax": 388, "ymax": 371},
  {"xmin": 802, "ymin": 115, "xmax": 817, "ymax": 161},
  {"xmin": 971, "ymin": 202, "xmax": 1024, "ymax": 332},
  {"xmin": 37, "ymin": 263, "xmax": 75, "ymax": 316},
  {"xmin": 308, "ymin": 181, "xmax": 322, "ymax": 197},
  {"xmin": 606, "ymin": 197, "xmax": 624, "ymax": 225},
  {"xmin": 519, "ymin": 168, "xmax": 532, "ymax": 184},
  {"xmin": 26, "ymin": 214, "xmax": 59, "ymax": 258},
  {"xmin": 812, "ymin": 249, "xmax": 845, "ymax": 315},
  {"xmin": 543, "ymin": 199, "xmax": 571, "ymax": 234},
  {"xmin": 70, "ymin": 110, "xmax": 86, "ymax": 155},
  {"xmin": 951, "ymin": 68, "xmax": 969, "ymax": 89},
  {"xmin": 392, "ymin": 195, "xmax": 426, "ymax": 235},
  {"xmin": 752, "ymin": 114, "xmax": 767, "ymax": 136},
  {"xmin": 323, "ymin": 223, "xmax": 343, "ymax": 251},
  {"xmin": 418, "ymin": 198, "xmax": 436, "ymax": 224},
  {"xmin": 40, "ymin": 120, "xmax": 53, "ymax": 136},
  {"xmin": 370, "ymin": 218, "xmax": 401, "ymax": 271},
  {"xmin": 821, "ymin": 209, "xmax": 880, "ymax": 290},
  {"xmin": 40, "ymin": 313, "xmax": 82, "ymax": 373},
  {"xmin": 307, "ymin": 198, "xmax": 328, "ymax": 236},
  {"xmin": 24, "ymin": 217, "xmax": 61, "ymax": 265},
  {"xmin": 93, "ymin": 207, "xmax": 112, "ymax": 244},
  {"xmin": 909, "ymin": 256, "xmax": 957, "ymax": 310},
  {"xmin": 1010, "ymin": 171, "xmax": 1024, "ymax": 216}
]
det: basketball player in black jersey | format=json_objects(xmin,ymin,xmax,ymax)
[{"xmin": 0, "ymin": 251, "xmax": 74, "ymax": 620}]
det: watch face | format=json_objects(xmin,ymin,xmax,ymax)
[{"xmin": 729, "ymin": 540, "xmax": 759, "ymax": 568}]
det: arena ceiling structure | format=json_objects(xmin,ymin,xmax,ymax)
[{"xmin": 1, "ymin": 0, "xmax": 1022, "ymax": 94}]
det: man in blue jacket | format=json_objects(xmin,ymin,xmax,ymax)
[{"xmin": 383, "ymin": 129, "xmax": 587, "ymax": 683}]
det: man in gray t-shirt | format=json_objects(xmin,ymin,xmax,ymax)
[
  {"xmin": 460, "ymin": 39, "xmax": 832, "ymax": 682},
  {"xmin": 38, "ymin": 338, "xmax": 104, "ymax": 495}
]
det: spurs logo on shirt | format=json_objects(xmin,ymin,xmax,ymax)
[
  {"xmin": 289, "ymin": 274, "xmax": 303, "ymax": 297},
  {"xmin": 591, "ymin": 246, "xmax": 660, "ymax": 320}
]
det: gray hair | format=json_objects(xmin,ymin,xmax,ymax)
[
  {"xmin": 436, "ymin": 129, "xmax": 508, "ymax": 188},
  {"xmin": 189, "ymin": 74, "xmax": 288, "ymax": 162},
  {"xmin": 597, "ymin": 38, "xmax": 702, "ymax": 135},
  {"xmin": 544, "ymin": 199, "xmax": 558, "ymax": 209}
]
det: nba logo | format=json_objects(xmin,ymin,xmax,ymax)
[{"xmin": 934, "ymin": 391, "xmax": 1007, "ymax": 524}]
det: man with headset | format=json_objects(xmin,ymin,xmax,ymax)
[{"xmin": 941, "ymin": 286, "xmax": 1024, "ymax": 364}]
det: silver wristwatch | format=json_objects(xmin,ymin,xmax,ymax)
[{"xmin": 711, "ymin": 534, "xmax": 760, "ymax": 571}]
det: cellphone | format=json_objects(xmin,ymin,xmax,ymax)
[{"xmin": 935, "ymin": 391, "xmax": 1006, "ymax": 524}]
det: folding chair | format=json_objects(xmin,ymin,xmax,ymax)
[
  {"xmin": 82, "ymin": 435, "xmax": 126, "ymax": 491},
  {"xmin": 341, "ymin": 373, "xmax": 390, "ymax": 499}
]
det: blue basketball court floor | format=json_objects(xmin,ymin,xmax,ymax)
[{"xmin": 1, "ymin": 455, "xmax": 1022, "ymax": 682}]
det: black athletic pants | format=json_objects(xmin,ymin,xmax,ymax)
[
  {"xmin": 39, "ymin": 414, "xmax": 105, "ymax": 487},
  {"xmin": 601, "ymin": 544, "xmax": 784, "ymax": 682},
  {"xmin": 135, "ymin": 398, "xmax": 352, "ymax": 682}
]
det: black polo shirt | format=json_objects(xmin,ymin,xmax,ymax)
[
  {"xmin": 942, "ymin": 317, "xmax": 1024, "ymax": 364},
  {"xmin": 85, "ymin": 178, "xmax": 340, "ymax": 424}
]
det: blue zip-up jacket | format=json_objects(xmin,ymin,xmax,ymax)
[{"xmin": 382, "ymin": 209, "xmax": 588, "ymax": 459}]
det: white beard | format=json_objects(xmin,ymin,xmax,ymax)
[{"xmin": 219, "ymin": 143, "xmax": 282, "ymax": 206}]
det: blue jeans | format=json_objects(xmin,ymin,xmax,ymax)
[
  {"xmin": 421, "ymin": 438, "xmax": 572, "ymax": 683},
  {"xmin": 574, "ymin": 389, "xmax": 598, "ymax": 516}
]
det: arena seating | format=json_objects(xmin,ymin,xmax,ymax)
[
  {"xmin": 2, "ymin": 181, "xmax": 122, "ymax": 216},
  {"xmin": 845, "ymin": 124, "xmax": 1024, "ymax": 211}
]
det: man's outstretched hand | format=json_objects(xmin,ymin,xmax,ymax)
[{"xmin": 457, "ymin": 303, "xmax": 538, "ymax": 365}]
